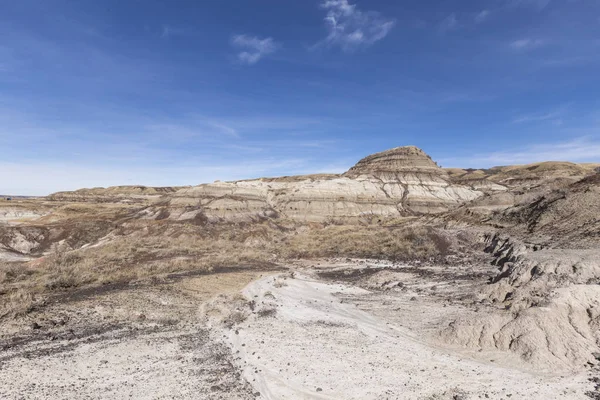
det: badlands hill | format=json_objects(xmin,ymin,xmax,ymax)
[
  {"xmin": 2, "ymin": 145, "xmax": 600, "ymax": 399},
  {"xmin": 48, "ymin": 185, "xmax": 186, "ymax": 203},
  {"xmin": 46, "ymin": 146, "xmax": 600, "ymax": 223},
  {"xmin": 50, "ymin": 146, "xmax": 482, "ymax": 223}
]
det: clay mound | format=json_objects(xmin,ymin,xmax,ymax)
[
  {"xmin": 447, "ymin": 161, "xmax": 600, "ymax": 194},
  {"xmin": 163, "ymin": 146, "xmax": 482, "ymax": 222},
  {"xmin": 445, "ymin": 169, "xmax": 508, "ymax": 193},
  {"xmin": 440, "ymin": 234, "xmax": 600, "ymax": 373},
  {"xmin": 442, "ymin": 285, "xmax": 600, "ymax": 373},
  {"xmin": 344, "ymin": 146, "xmax": 442, "ymax": 179},
  {"xmin": 43, "ymin": 146, "xmax": 483, "ymax": 222},
  {"xmin": 48, "ymin": 185, "xmax": 185, "ymax": 203},
  {"xmin": 499, "ymin": 161, "xmax": 597, "ymax": 188},
  {"xmin": 343, "ymin": 146, "xmax": 481, "ymax": 214},
  {"xmin": 572, "ymin": 171, "xmax": 600, "ymax": 187},
  {"xmin": 498, "ymin": 174, "xmax": 600, "ymax": 247}
]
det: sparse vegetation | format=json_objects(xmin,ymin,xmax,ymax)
[
  {"xmin": 278, "ymin": 224, "xmax": 450, "ymax": 260},
  {"xmin": 0, "ymin": 212, "xmax": 453, "ymax": 320}
]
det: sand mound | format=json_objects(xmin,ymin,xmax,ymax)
[{"xmin": 440, "ymin": 235, "xmax": 600, "ymax": 372}]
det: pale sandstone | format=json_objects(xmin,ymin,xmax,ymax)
[{"xmin": 167, "ymin": 146, "xmax": 482, "ymax": 222}]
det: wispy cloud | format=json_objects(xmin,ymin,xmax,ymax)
[
  {"xmin": 510, "ymin": 38, "xmax": 546, "ymax": 50},
  {"xmin": 0, "ymin": 97, "xmax": 346, "ymax": 194},
  {"xmin": 508, "ymin": 0, "xmax": 552, "ymax": 10},
  {"xmin": 475, "ymin": 10, "xmax": 491, "ymax": 23},
  {"xmin": 315, "ymin": 0, "xmax": 396, "ymax": 52},
  {"xmin": 161, "ymin": 25, "xmax": 188, "ymax": 39},
  {"xmin": 439, "ymin": 137, "xmax": 600, "ymax": 167},
  {"xmin": 440, "ymin": 13, "xmax": 459, "ymax": 32},
  {"xmin": 143, "ymin": 119, "xmax": 240, "ymax": 140},
  {"xmin": 231, "ymin": 34, "xmax": 280, "ymax": 65},
  {"xmin": 512, "ymin": 110, "xmax": 563, "ymax": 124}
]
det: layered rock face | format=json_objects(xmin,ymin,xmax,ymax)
[
  {"xmin": 163, "ymin": 146, "xmax": 482, "ymax": 222},
  {"xmin": 344, "ymin": 146, "xmax": 481, "ymax": 214},
  {"xmin": 48, "ymin": 186, "xmax": 183, "ymax": 204}
]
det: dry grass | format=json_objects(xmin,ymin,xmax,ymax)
[
  {"xmin": 0, "ymin": 219, "xmax": 452, "ymax": 320},
  {"xmin": 278, "ymin": 225, "xmax": 449, "ymax": 261}
]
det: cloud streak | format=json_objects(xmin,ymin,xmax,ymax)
[
  {"xmin": 440, "ymin": 13, "xmax": 459, "ymax": 32},
  {"xmin": 475, "ymin": 10, "xmax": 491, "ymax": 23},
  {"xmin": 510, "ymin": 38, "xmax": 545, "ymax": 50},
  {"xmin": 160, "ymin": 25, "xmax": 188, "ymax": 39},
  {"xmin": 512, "ymin": 110, "xmax": 563, "ymax": 124},
  {"xmin": 316, "ymin": 0, "xmax": 396, "ymax": 52},
  {"xmin": 439, "ymin": 137, "xmax": 600, "ymax": 168},
  {"xmin": 231, "ymin": 34, "xmax": 280, "ymax": 65},
  {"xmin": 508, "ymin": 0, "xmax": 552, "ymax": 10}
]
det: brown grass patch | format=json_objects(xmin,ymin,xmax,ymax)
[{"xmin": 0, "ymin": 219, "xmax": 453, "ymax": 320}]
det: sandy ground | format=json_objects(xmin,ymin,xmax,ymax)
[
  {"xmin": 225, "ymin": 268, "xmax": 592, "ymax": 399},
  {"xmin": 0, "ymin": 262, "xmax": 596, "ymax": 399},
  {"xmin": 0, "ymin": 270, "xmax": 265, "ymax": 400}
]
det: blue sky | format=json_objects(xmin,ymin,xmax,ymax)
[{"xmin": 1, "ymin": 0, "xmax": 600, "ymax": 195}]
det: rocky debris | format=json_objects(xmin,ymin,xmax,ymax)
[{"xmin": 0, "ymin": 270, "xmax": 265, "ymax": 399}]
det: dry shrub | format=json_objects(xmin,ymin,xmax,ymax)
[
  {"xmin": 38, "ymin": 234, "xmax": 272, "ymax": 289},
  {"xmin": 0, "ymin": 262, "xmax": 36, "ymax": 285},
  {"xmin": 0, "ymin": 287, "xmax": 38, "ymax": 319},
  {"xmin": 278, "ymin": 225, "xmax": 449, "ymax": 261},
  {"xmin": 0, "ymin": 219, "xmax": 453, "ymax": 320}
]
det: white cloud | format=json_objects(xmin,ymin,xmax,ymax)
[
  {"xmin": 508, "ymin": 0, "xmax": 551, "ymax": 10},
  {"xmin": 440, "ymin": 13, "xmax": 459, "ymax": 31},
  {"xmin": 510, "ymin": 38, "xmax": 545, "ymax": 50},
  {"xmin": 231, "ymin": 34, "xmax": 280, "ymax": 65},
  {"xmin": 512, "ymin": 110, "xmax": 562, "ymax": 124},
  {"xmin": 161, "ymin": 25, "xmax": 172, "ymax": 38},
  {"xmin": 316, "ymin": 0, "xmax": 396, "ymax": 52},
  {"xmin": 159, "ymin": 24, "xmax": 190, "ymax": 39},
  {"xmin": 475, "ymin": 10, "xmax": 491, "ymax": 23}
]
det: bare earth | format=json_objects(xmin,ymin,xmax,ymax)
[
  {"xmin": 1, "ymin": 260, "xmax": 596, "ymax": 399},
  {"xmin": 2, "ymin": 146, "xmax": 600, "ymax": 399}
]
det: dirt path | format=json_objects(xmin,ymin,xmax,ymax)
[
  {"xmin": 0, "ymin": 263, "xmax": 595, "ymax": 399},
  {"xmin": 225, "ymin": 271, "xmax": 591, "ymax": 399}
]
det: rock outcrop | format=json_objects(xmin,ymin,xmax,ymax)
[
  {"xmin": 163, "ymin": 146, "xmax": 482, "ymax": 222},
  {"xmin": 344, "ymin": 146, "xmax": 481, "ymax": 213},
  {"xmin": 445, "ymin": 162, "xmax": 600, "ymax": 217},
  {"xmin": 48, "ymin": 186, "xmax": 184, "ymax": 204},
  {"xmin": 498, "ymin": 172, "xmax": 600, "ymax": 248},
  {"xmin": 446, "ymin": 161, "xmax": 600, "ymax": 194},
  {"xmin": 441, "ymin": 233, "xmax": 600, "ymax": 372}
]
